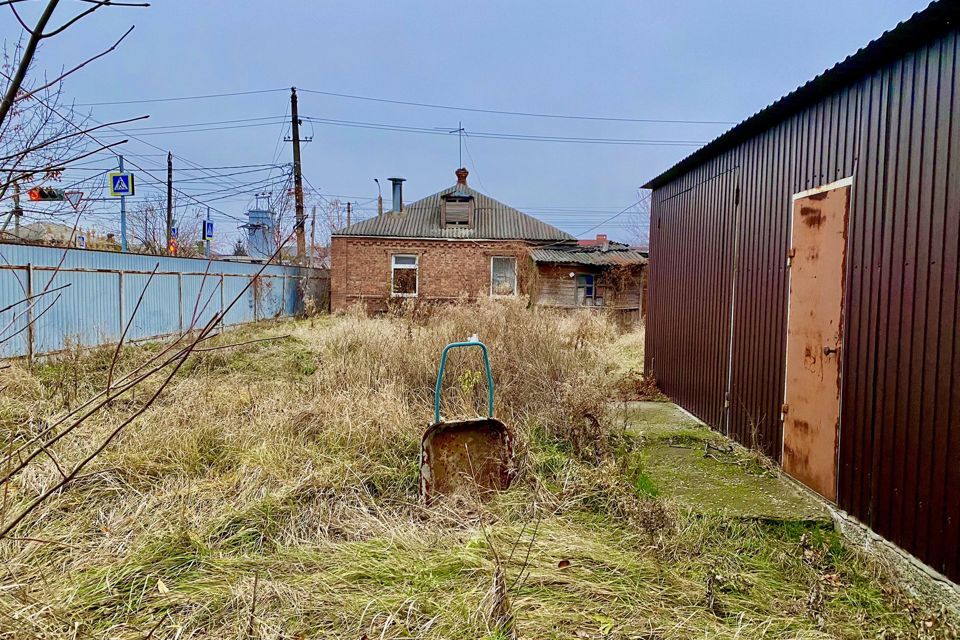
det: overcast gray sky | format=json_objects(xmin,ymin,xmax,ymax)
[{"xmin": 4, "ymin": 0, "xmax": 931, "ymax": 246}]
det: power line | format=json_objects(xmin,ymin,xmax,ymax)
[
  {"xmin": 73, "ymin": 88, "xmax": 288, "ymax": 107},
  {"xmin": 538, "ymin": 199, "xmax": 643, "ymax": 247},
  {"xmin": 112, "ymin": 115, "xmax": 287, "ymax": 132},
  {"xmin": 300, "ymin": 116, "xmax": 705, "ymax": 146},
  {"xmin": 97, "ymin": 120, "xmax": 288, "ymax": 137},
  {"xmin": 120, "ymin": 156, "xmax": 248, "ymax": 223},
  {"xmin": 80, "ymin": 113, "xmax": 284, "ymax": 219},
  {"xmin": 461, "ymin": 132, "xmax": 492, "ymax": 195},
  {"xmin": 299, "ymin": 88, "xmax": 735, "ymax": 125},
  {"xmin": 70, "ymin": 86, "xmax": 732, "ymax": 125},
  {"xmin": 83, "ymin": 112, "xmax": 708, "ymax": 146}
]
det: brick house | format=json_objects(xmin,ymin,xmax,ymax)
[{"xmin": 330, "ymin": 168, "xmax": 645, "ymax": 319}]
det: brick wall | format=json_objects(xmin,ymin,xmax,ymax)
[{"xmin": 330, "ymin": 236, "xmax": 532, "ymax": 311}]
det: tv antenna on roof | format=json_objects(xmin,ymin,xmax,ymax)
[{"xmin": 436, "ymin": 121, "xmax": 465, "ymax": 168}]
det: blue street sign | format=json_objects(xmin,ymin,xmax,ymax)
[
  {"xmin": 170, "ymin": 227, "xmax": 178, "ymax": 239},
  {"xmin": 109, "ymin": 172, "xmax": 135, "ymax": 197},
  {"xmin": 203, "ymin": 220, "xmax": 214, "ymax": 241}
]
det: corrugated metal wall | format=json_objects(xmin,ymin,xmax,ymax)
[
  {"xmin": 646, "ymin": 31, "xmax": 960, "ymax": 583},
  {"xmin": 0, "ymin": 243, "xmax": 328, "ymax": 359}
]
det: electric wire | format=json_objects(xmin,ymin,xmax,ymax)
[
  {"xmin": 300, "ymin": 116, "xmax": 705, "ymax": 146},
  {"xmin": 72, "ymin": 86, "xmax": 732, "ymax": 125}
]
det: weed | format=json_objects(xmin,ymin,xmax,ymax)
[{"xmin": 0, "ymin": 303, "xmax": 948, "ymax": 639}]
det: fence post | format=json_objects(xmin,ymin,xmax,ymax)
[
  {"xmin": 118, "ymin": 270, "xmax": 124, "ymax": 340},
  {"xmin": 25, "ymin": 263, "xmax": 33, "ymax": 365},
  {"xmin": 177, "ymin": 272, "xmax": 183, "ymax": 335},
  {"xmin": 253, "ymin": 274, "xmax": 259, "ymax": 322},
  {"xmin": 220, "ymin": 274, "xmax": 225, "ymax": 326}
]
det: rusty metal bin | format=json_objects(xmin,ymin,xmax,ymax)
[{"xmin": 419, "ymin": 341, "xmax": 514, "ymax": 502}]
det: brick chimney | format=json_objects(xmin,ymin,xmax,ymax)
[{"xmin": 455, "ymin": 167, "xmax": 469, "ymax": 186}]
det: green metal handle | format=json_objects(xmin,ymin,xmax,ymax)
[{"xmin": 434, "ymin": 341, "xmax": 494, "ymax": 423}]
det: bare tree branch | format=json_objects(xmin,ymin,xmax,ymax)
[
  {"xmin": 79, "ymin": 0, "xmax": 149, "ymax": 6},
  {"xmin": 192, "ymin": 334, "xmax": 291, "ymax": 353},
  {"xmin": 0, "ymin": 290, "xmax": 62, "ymax": 347},
  {"xmin": 0, "ymin": 228, "xmax": 299, "ymax": 513},
  {"xmin": 16, "ymin": 25, "xmax": 135, "ymax": 102},
  {"xmin": 0, "ymin": 115, "xmax": 146, "ymax": 162},
  {"xmin": 0, "ymin": 316, "xmax": 212, "ymax": 539},
  {"xmin": 0, "ymin": 139, "xmax": 127, "ymax": 192},
  {"xmin": 41, "ymin": 0, "xmax": 120, "ymax": 39},
  {"xmin": 106, "ymin": 263, "xmax": 158, "ymax": 393},
  {"xmin": 7, "ymin": 0, "xmax": 33, "ymax": 31},
  {"xmin": 0, "ymin": 0, "xmax": 60, "ymax": 127},
  {"xmin": 0, "ymin": 281, "xmax": 69, "ymax": 314}
]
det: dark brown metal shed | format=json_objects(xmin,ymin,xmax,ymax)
[{"xmin": 643, "ymin": 0, "xmax": 960, "ymax": 584}]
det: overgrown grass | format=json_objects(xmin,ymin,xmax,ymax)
[{"xmin": 0, "ymin": 300, "xmax": 952, "ymax": 638}]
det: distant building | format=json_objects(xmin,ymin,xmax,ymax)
[
  {"xmin": 4, "ymin": 222, "xmax": 119, "ymax": 251},
  {"xmin": 330, "ymin": 168, "xmax": 645, "ymax": 320},
  {"xmin": 242, "ymin": 209, "xmax": 276, "ymax": 260},
  {"xmin": 14, "ymin": 221, "xmax": 77, "ymax": 244},
  {"xmin": 577, "ymin": 233, "xmax": 609, "ymax": 247}
]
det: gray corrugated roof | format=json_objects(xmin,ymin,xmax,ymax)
[
  {"xmin": 531, "ymin": 248, "xmax": 647, "ymax": 266},
  {"xmin": 333, "ymin": 183, "xmax": 575, "ymax": 241},
  {"xmin": 643, "ymin": 0, "xmax": 959, "ymax": 190}
]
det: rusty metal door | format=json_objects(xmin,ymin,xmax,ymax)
[{"xmin": 782, "ymin": 179, "xmax": 851, "ymax": 501}]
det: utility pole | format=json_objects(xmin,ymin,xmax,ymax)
[
  {"xmin": 310, "ymin": 205, "xmax": 316, "ymax": 268},
  {"xmin": 289, "ymin": 87, "xmax": 306, "ymax": 262},
  {"xmin": 119, "ymin": 155, "xmax": 127, "ymax": 252},
  {"xmin": 346, "ymin": 201, "xmax": 351, "ymax": 227},
  {"xmin": 374, "ymin": 178, "xmax": 383, "ymax": 216},
  {"xmin": 205, "ymin": 206, "xmax": 211, "ymax": 259},
  {"xmin": 12, "ymin": 182, "xmax": 22, "ymax": 237},
  {"xmin": 0, "ymin": 182, "xmax": 20, "ymax": 236},
  {"xmin": 166, "ymin": 151, "xmax": 173, "ymax": 255}
]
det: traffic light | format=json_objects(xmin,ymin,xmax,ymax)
[{"xmin": 27, "ymin": 186, "xmax": 66, "ymax": 201}]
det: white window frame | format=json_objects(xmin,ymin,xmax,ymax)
[
  {"xmin": 490, "ymin": 256, "xmax": 518, "ymax": 297},
  {"xmin": 391, "ymin": 253, "xmax": 419, "ymax": 297}
]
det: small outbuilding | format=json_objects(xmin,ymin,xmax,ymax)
[
  {"xmin": 643, "ymin": 0, "xmax": 960, "ymax": 584},
  {"xmin": 530, "ymin": 241, "xmax": 647, "ymax": 322}
]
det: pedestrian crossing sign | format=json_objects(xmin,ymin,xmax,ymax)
[{"xmin": 109, "ymin": 172, "xmax": 135, "ymax": 196}]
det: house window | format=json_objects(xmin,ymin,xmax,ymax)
[
  {"xmin": 576, "ymin": 274, "xmax": 604, "ymax": 306},
  {"xmin": 491, "ymin": 257, "xmax": 517, "ymax": 296},
  {"xmin": 391, "ymin": 254, "xmax": 418, "ymax": 296}
]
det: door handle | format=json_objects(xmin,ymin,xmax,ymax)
[{"xmin": 822, "ymin": 345, "xmax": 839, "ymax": 356}]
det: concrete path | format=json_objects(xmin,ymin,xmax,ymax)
[{"xmin": 617, "ymin": 401, "xmax": 830, "ymax": 524}]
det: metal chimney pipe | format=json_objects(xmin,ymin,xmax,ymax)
[{"xmin": 389, "ymin": 177, "xmax": 405, "ymax": 212}]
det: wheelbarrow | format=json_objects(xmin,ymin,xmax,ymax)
[{"xmin": 420, "ymin": 340, "xmax": 514, "ymax": 502}]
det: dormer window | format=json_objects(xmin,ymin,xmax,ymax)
[{"xmin": 441, "ymin": 193, "xmax": 474, "ymax": 227}]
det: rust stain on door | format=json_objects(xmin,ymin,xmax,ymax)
[{"xmin": 783, "ymin": 184, "xmax": 850, "ymax": 501}]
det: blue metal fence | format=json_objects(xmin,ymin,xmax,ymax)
[{"xmin": 0, "ymin": 243, "xmax": 327, "ymax": 359}]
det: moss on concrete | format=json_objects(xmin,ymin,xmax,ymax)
[{"xmin": 623, "ymin": 402, "xmax": 830, "ymax": 524}]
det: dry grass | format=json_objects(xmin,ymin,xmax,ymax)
[{"xmin": 0, "ymin": 299, "xmax": 952, "ymax": 639}]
